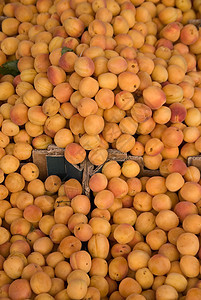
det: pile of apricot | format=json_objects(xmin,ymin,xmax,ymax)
[
  {"xmin": 0, "ymin": 0, "xmax": 200, "ymax": 168},
  {"xmin": 0, "ymin": 159, "xmax": 200, "ymax": 299},
  {"xmin": 0, "ymin": 0, "xmax": 201, "ymax": 298}
]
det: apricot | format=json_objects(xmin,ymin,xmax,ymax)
[
  {"xmin": 116, "ymin": 134, "xmax": 135, "ymax": 153},
  {"xmin": 0, "ymin": 227, "xmax": 10, "ymax": 245},
  {"xmin": 153, "ymin": 106, "xmax": 171, "ymax": 125},
  {"xmin": 145, "ymin": 176, "xmax": 167, "ymax": 196},
  {"xmin": 49, "ymin": 223, "xmax": 70, "ymax": 244},
  {"xmin": 34, "ymin": 195, "xmax": 54, "ymax": 214},
  {"xmin": 137, "ymin": 56, "xmax": 154, "ymax": 75},
  {"xmin": 0, "ymin": 200, "xmax": 11, "ymax": 219},
  {"xmin": 152, "ymin": 194, "xmax": 172, "ymax": 212},
  {"xmin": 70, "ymin": 250, "xmax": 91, "ymax": 273},
  {"xmin": 104, "ymin": 105, "xmax": 126, "ymax": 123},
  {"xmin": 13, "ymin": 142, "xmax": 32, "ymax": 161},
  {"xmin": 176, "ymin": 232, "xmax": 199, "ymax": 256},
  {"xmin": 184, "ymin": 166, "xmax": 200, "ymax": 183},
  {"xmin": 119, "ymin": 117, "xmax": 138, "ymax": 136},
  {"xmin": 155, "ymin": 284, "xmax": 178, "ymax": 300},
  {"xmin": 135, "ymin": 268, "xmax": 154, "ymax": 290},
  {"xmin": 128, "ymin": 250, "xmax": 150, "ymax": 272},
  {"xmin": 121, "ymin": 161, "xmax": 140, "ymax": 178},
  {"xmin": 10, "ymin": 103, "xmax": 28, "ymax": 126},
  {"xmin": 118, "ymin": 72, "xmax": 140, "ymax": 92},
  {"xmin": 1, "ymin": 37, "xmax": 19, "ymax": 56},
  {"xmin": 180, "ymin": 182, "xmax": 201, "ymax": 203},
  {"xmin": 79, "ymin": 134, "xmax": 100, "ymax": 150},
  {"xmin": 133, "ymin": 192, "xmax": 152, "ymax": 212},
  {"xmin": 107, "ymin": 177, "xmax": 128, "ymax": 198},
  {"xmin": 122, "ymin": 177, "xmax": 142, "ymax": 197},
  {"xmin": 174, "ymin": 201, "xmax": 198, "ymax": 222},
  {"xmin": 183, "ymin": 214, "xmax": 201, "ymax": 234},
  {"xmin": 110, "ymin": 243, "xmax": 131, "ymax": 259},
  {"xmin": 144, "ymin": 138, "xmax": 164, "ymax": 157},
  {"xmin": 143, "ymin": 153, "xmax": 162, "ymax": 170},
  {"xmin": 94, "ymin": 88, "xmax": 114, "ymax": 109},
  {"xmin": 59, "ymin": 103, "xmax": 76, "ymax": 121},
  {"xmin": 3, "ymin": 255, "xmax": 24, "ymax": 279},
  {"xmin": 113, "ymin": 208, "xmax": 137, "ymax": 226},
  {"xmin": 82, "ymin": 287, "xmax": 100, "ymax": 300},
  {"xmin": 119, "ymin": 278, "xmax": 143, "ymax": 299},
  {"xmin": 109, "ymin": 291, "xmax": 124, "ymax": 300},
  {"xmin": 71, "ymin": 195, "xmax": 90, "ymax": 215},
  {"xmin": 88, "ymin": 147, "xmax": 108, "ymax": 165},
  {"xmin": 161, "ymin": 127, "xmax": 184, "ymax": 148},
  {"xmin": 54, "ymin": 204, "xmax": 73, "ymax": 223},
  {"xmin": 131, "ymin": 103, "xmax": 152, "ymax": 123},
  {"xmin": 169, "ymin": 103, "xmax": 187, "ymax": 124},
  {"xmin": 68, "ymin": 213, "xmax": 88, "ymax": 233},
  {"xmin": 148, "ymin": 254, "xmax": 171, "ymax": 276},
  {"xmin": 23, "ymin": 204, "xmax": 42, "ymax": 224},
  {"xmin": 66, "ymin": 279, "xmax": 87, "ymax": 299},
  {"xmin": 94, "ymin": 189, "xmax": 114, "ymax": 210},
  {"xmin": 8, "ymin": 279, "xmax": 32, "ymax": 300},
  {"xmin": 54, "ymin": 261, "xmax": 72, "ymax": 281},
  {"xmin": 165, "ymin": 172, "xmax": 185, "ymax": 192},
  {"xmin": 89, "ymin": 173, "xmax": 108, "ymax": 192},
  {"xmin": 88, "ymin": 233, "xmax": 109, "ymax": 259},
  {"xmin": 4, "ymin": 207, "xmax": 23, "ymax": 225},
  {"xmin": 0, "ymin": 184, "xmax": 8, "ymax": 201},
  {"xmin": 113, "ymin": 223, "xmax": 135, "ymax": 244},
  {"xmin": 1, "ymin": 120, "xmax": 19, "ymax": 137},
  {"xmin": 180, "ymin": 255, "xmax": 200, "ymax": 278},
  {"xmin": 74, "ymin": 56, "xmax": 95, "ymax": 77},
  {"xmin": 143, "ymin": 86, "xmax": 166, "ymax": 110},
  {"xmin": 164, "ymin": 272, "xmax": 187, "ymax": 294},
  {"xmin": 133, "ymin": 241, "xmax": 150, "ymax": 256},
  {"xmin": 67, "ymin": 269, "xmax": 90, "ymax": 287},
  {"xmin": 84, "ymin": 114, "xmax": 104, "ymax": 136},
  {"xmin": 30, "ymin": 271, "xmax": 52, "ymax": 294},
  {"xmin": 135, "ymin": 212, "xmax": 156, "ymax": 236},
  {"xmin": 155, "ymin": 209, "xmax": 179, "ymax": 231},
  {"xmin": 59, "ymin": 235, "xmax": 82, "ymax": 258},
  {"xmin": 74, "ymin": 223, "xmax": 93, "ymax": 242},
  {"xmin": 78, "ymin": 99, "xmax": 98, "ymax": 119},
  {"xmin": 79, "ymin": 76, "xmax": 99, "ymax": 98},
  {"xmin": 64, "ymin": 142, "xmax": 86, "ymax": 165},
  {"xmin": 44, "ymin": 113, "xmax": 66, "ymax": 137},
  {"xmin": 91, "ymin": 208, "xmax": 111, "ymax": 221},
  {"xmin": 0, "ymin": 155, "xmax": 20, "ymax": 174},
  {"xmin": 186, "ymin": 288, "xmax": 201, "ymax": 300},
  {"xmin": 4, "ymin": 172, "xmax": 25, "ymax": 193},
  {"xmin": 159, "ymin": 158, "xmax": 187, "ymax": 177},
  {"xmin": 102, "ymin": 122, "xmax": 121, "ymax": 143},
  {"xmin": 115, "ymin": 91, "xmax": 134, "ymax": 111},
  {"xmin": 109, "ymin": 256, "xmax": 128, "ymax": 281},
  {"xmin": 20, "ymin": 163, "xmax": 39, "ymax": 182},
  {"xmin": 180, "ymin": 24, "xmax": 199, "ymax": 45}
]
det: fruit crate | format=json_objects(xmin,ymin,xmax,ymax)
[
  {"xmin": 32, "ymin": 145, "xmax": 201, "ymax": 198},
  {"xmin": 32, "ymin": 144, "xmax": 89, "ymax": 195}
]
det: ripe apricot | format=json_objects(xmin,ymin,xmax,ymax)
[
  {"xmin": 109, "ymin": 256, "xmax": 128, "ymax": 281},
  {"xmin": 67, "ymin": 279, "xmax": 88, "ymax": 299}
]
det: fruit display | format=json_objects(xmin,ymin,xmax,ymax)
[
  {"xmin": 0, "ymin": 0, "xmax": 201, "ymax": 167},
  {"xmin": 0, "ymin": 0, "xmax": 201, "ymax": 299},
  {"xmin": 0, "ymin": 159, "xmax": 201, "ymax": 299}
]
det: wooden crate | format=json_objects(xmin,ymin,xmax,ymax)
[{"xmin": 32, "ymin": 144, "xmax": 89, "ymax": 195}]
